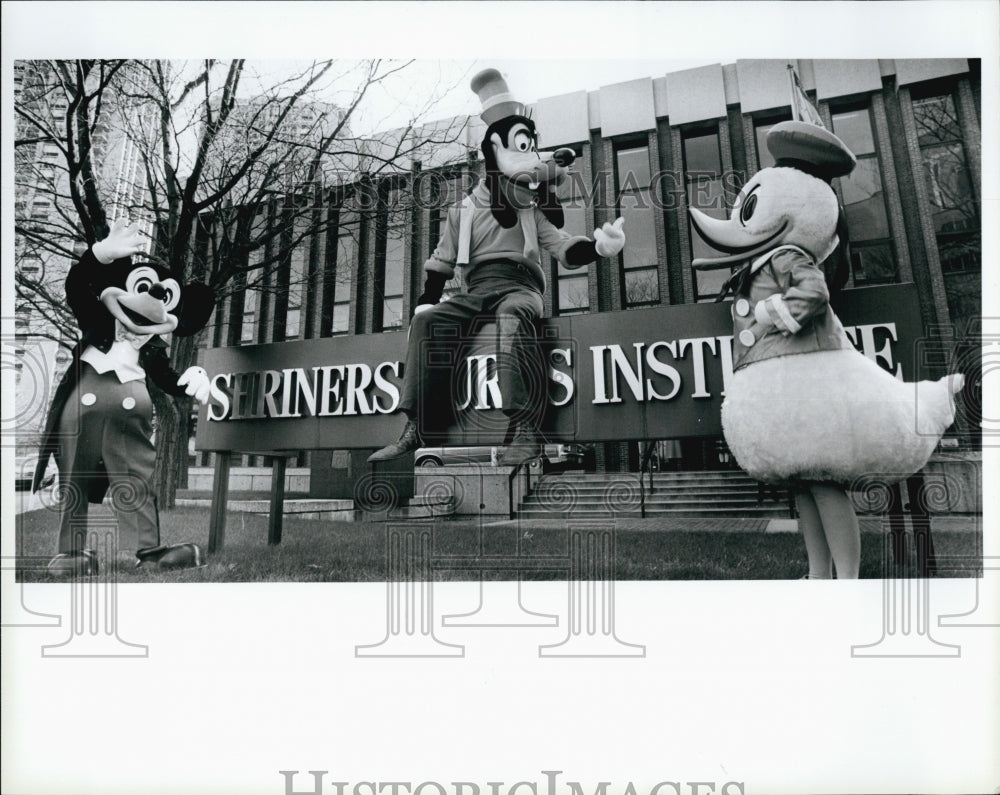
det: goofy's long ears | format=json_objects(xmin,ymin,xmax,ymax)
[{"xmin": 536, "ymin": 186, "xmax": 565, "ymax": 229}]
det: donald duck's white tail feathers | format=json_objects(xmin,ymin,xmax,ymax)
[{"xmin": 915, "ymin": 373, "xmax": 965, "ymax": 436}]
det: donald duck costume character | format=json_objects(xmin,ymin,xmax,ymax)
[
  {"xmin": 369, "ymin": 68, "xmax": 625, "ymax": 466},
  {"xmin": 690, "ymin": 121, "xmax": 963, "ymax": 579}
]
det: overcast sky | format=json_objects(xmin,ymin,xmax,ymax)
[
  {"xmin": 6, "ymin": 2, "xmax": 994, "ymax": 138},
  {"xmin": 331, "ymin": 58, "xmax": 727, "ymax": 135},
  {"xmin": 352, "ymin": 59, "xmax": 726, "ymax": 134}
]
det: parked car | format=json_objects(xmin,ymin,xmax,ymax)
[
  {"xmin": 415, "ymin": 443, "xmax": 588, "ymax": 469},
  {"xmin": 14, "ymin": 453, "xmax": 55, "ymax": 491}
]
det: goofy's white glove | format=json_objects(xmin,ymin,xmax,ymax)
[
  {"xmin": 92, "ymin": 218, "xmax": 147, "ymax": 265},
  {"xmin": 594, "ymin": 217, "xmax": 626, "ymax": 258},
  {"xmin": 177, "ymin": 366, "xmax": 211, "ymax": 405}
]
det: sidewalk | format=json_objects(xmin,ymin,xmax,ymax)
[
  {"xmin": 482, "ymin": 515, "xmax": 981, "ymax": 534},
  {"xmin": 173, "ymin": 494, "xmax": 981, "ymax": 535}
]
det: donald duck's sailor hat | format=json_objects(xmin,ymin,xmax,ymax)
[{"xmin": 767, "ymin": 120, "xmax": 857, "ymax": 182}]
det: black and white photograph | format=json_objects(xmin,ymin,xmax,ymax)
[{"xmin": 2, "ymin": 2, "xmax": 998, "ymax": 794}]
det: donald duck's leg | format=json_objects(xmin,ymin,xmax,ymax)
[
  {"xmin": 810, "ymin": 483, "xmax": 860, "ymax": 579},
  {"xmin": 795, "ymin": 488, "xmax": 833, "ymax": 579}
]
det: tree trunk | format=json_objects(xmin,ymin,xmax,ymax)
[
  {"xmin": 151, "ymin": 387, "xmax": 181, "ymax": 510},
  {"xmin": 151, "ymin": 333, "xmax": 199, "ymax": 510}
]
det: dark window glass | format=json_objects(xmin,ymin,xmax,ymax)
[
  {"xmin": 684, "ymin": 132, "xmax": 723, "ymax": 174},
  {"xmin": 557, "ymin": 274, "xmax": 590, "ymax": 315},
  {"xmin": 428, "ymin": 173, "xmax": 466, "ymax": 301},
  {"xmin": 381, "ymin": 227, "xmax": 405, "ymax": 330},
  {"xmin": 832, "ymin": 106, "xmax": 896, "ymax": 284},
  {"xmin": 913, "ymin": 94, "xmax": 962, "ymax": 146},
  {"xmin": 380, "ymin": 189, "xmax": 406, "ymax": 331},
  {"xmin": 754, "ymin": 115, "xmax": 792, "ymax": 170},
  {"xmin": 623, "ymin": 269, "xmax": 659, "ymax": 305},
  {"xmin": 851, "ymin": 242, "xmax": 896, "ymax": 285},
  {"xmin": 616, "ymin": 146, "xmax": 651, "ymax": 189},
  {"xmin": 241, "ymin": 252, "xmax": 261, "ymax": 343},
  {"xmin": 838, "ymin": 157, "xmax": 890, "ymax": 241},
  {"xmin": 912, "ymin": 94, "xmax": 979, "ymax": 274},
  {"xmin": 830, "ymin": 109, "xmax": 876, "ymax": 155},
  {"xmin": 620, "ymin": 194, "xmax": 657, "ymax": 270},
  {"xmin": 554, "ymin": 148, "xmax": 591, "ymax": 314},
  {"xmin": 615, "ymin": 143, "xmax": 659, "ymax": 307},
  {"xmin": 331, "ymin": 225, "xmax": 356, "ymax": 334},
  {"xmin": 684, "ymin": 129, "xmax": 731, "ymax": 301},
  {"xmin": 285, "ymin": 219, "xmax": 309, "ymax": 339}
]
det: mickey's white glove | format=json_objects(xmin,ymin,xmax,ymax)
[
  {"xmin": 594, "ymin": 217, "xmax": 626, "ymax": 258},
  {"xmin": 177, "ymin": 366, "xmax": 211, "ymax": 405},
  {"xmin": 92, "ymin": 218, "xmax": 146, "ymax": 264},
  {"xmin": 413, "ymin": 303, "xmax": 434, "ymax": 316}
]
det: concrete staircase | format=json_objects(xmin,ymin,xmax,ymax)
[{"xmin": 516, "ymin": 470, "xmax": 793, "ymax": 519}]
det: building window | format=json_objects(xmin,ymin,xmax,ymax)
[
  {"xmin": 831, "ymin": 105, "xmax": 895, "ymax": 284},
  {"xmin": 284, "ymin": 220, "xmax": 309, "ymax": 339},
  {"xmin": 329, "ymin": 219, "xmax": 356, "ymax": 335},
  {"xmin": 754, "ymin": 114, "xmax": 792, "ymax": 171},
  {"xmin": 240, "ymin": 288, "xmax": 257, "ymax": 344},
  {"xmin": 427, "ymin": 171, "xmax": 467, "ymax": 301},
  {"xmin": 240, "ymin": 250, "xmax": 262, "ymax": 344},
  {"xmin": 911, "ymin": 92, "xmax": 979, "ymax": 273},
  {"xmin": 554, "ymin": 145, "xmax": 590, "ymax": 315},
  {"xmin": 683, "ymin": 127, "xmax": 731, "ymax": 301},
  {"xmin": 615, "ymin": 141, "xmax": 659, "ymax": 308},
  {"xmin": 378, "ymin": 187, "xmax": 406, "ymax": 331}
]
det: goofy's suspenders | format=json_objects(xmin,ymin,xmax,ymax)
[
  {"xmin": 455, "ymin": 194, "xmax": 540, "ymax": 267},
  {"xmin": 457, "ymin": 195, "xmax": 474, "ymax": 267}
]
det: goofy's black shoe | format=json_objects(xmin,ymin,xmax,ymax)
[
  {"xmin": 136, "ymin": 543, "xmax": 205, "ymax": 570},
  {"xmin": 497, "ymin": 422, "xmax": 543, "ymax": 467},
  {"xmin": 367, "ymin": 419, "xmax": 422, "ymax": 463}
]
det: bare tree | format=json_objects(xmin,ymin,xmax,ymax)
[{"xmin": 15, "ymin": 58, "xmax": 469, "ymax": 506}]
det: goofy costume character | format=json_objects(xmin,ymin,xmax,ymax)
[{"xmin": 368, "ymin": 68, "xmax": 626, "ymax": 467}]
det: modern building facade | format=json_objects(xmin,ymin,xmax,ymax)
[{"xmin": 102, "ymin": 59, "xmax": 997, "ymax": 475}]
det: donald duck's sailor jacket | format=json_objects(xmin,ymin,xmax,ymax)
[{"xmin": 731, "ymin": 244, "xmax": 853, "ymax": 372}]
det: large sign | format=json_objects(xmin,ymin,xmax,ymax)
[{"xmin": 195, "ymin": 284, "xmax": 924, "ymax": 452}]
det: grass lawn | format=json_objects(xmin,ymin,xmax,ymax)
[{"xmin": 15, "ymin": 505, "xmax": 981, "ymax": 583}]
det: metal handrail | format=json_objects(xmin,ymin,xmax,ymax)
[
  {"xmin": 507, "ymin": 458, "xmax": 535, "ymax": 519},
  {"xmin": 638, "ymin": 441, "xmax": 659, "ymax": 519}
]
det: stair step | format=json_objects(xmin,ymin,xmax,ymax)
[
  {"xmin": 516, "ymin": 470, "xmax": 792, "ymax": 518},
  {"xmin": 517, "ymin": 508, "xmax": 788, "ymax": 519},
  {"xmin": 541, "ymin": 477, "xmax": 771, "ymax": 487},
  {"xmin": 518, "ymin": 497, "xmax": 784, "ymax": 505},
  {"xmin": 533, "ymin": 486, "xmax": 775, "ymax": 496}
]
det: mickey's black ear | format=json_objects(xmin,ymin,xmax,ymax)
[{"xmin": 175, "ymin": 284, "xmax": 215, "ymax": 337}]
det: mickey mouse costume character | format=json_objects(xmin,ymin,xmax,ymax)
[
  {"xmin": 32, "ymin": 220, "xmax": 215, "ymax": 574},
  {"xmin": 369, "ymin": 68, "xmax": 626, "ymax": 466},
  {"xmin": 690, "ymin": 121, "xmax": 963, "ymax": 579}
]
